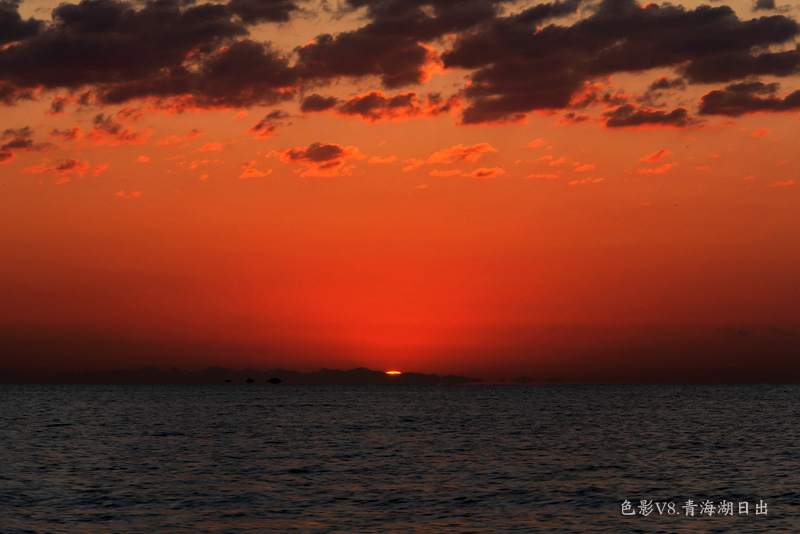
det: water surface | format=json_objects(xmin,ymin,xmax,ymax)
[{"xmin": 1, "ymin": 384, "xmax": 798, "ymax": 532}]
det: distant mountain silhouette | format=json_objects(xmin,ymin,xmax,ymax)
[{"xmin": 0, "ymin": 366, "xmax": 482, "ymax": 385}]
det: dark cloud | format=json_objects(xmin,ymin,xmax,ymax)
[
  {"xmin": 300, "ymin": 94, "xmax": 340, "ymax": 113},
  {"xmin": 87, "ymin": 112, "xmax": 150, "ymax": 145},
  {"xmin": 559, "ymin": 112, "xmax": 590, "ymax": 124},
  {"xmin": 0, "ymin": 82, "xmax": 33, "ymax": 105},
  {"xmin": 1, "ymin": 137, "xmax": 35, "ymax": 150},
  {"xmin": 604, "ymin": 104, "xmax": 695, "ymax": 128},
  {"xmin": 1, "ymin": 0, "xmax": 799, "ymax": 124},
  {"xmin": 754, "ymin": 0, "xmax": 776, "ymax": 10},
  {"xmin": 228, "ymin": 0, "xmax": 299, "ymax": 23},
  {"xmin": 0, "ymin": 126, "xmax": 53, "ymax": 163},
  {"xmin": 721, "ymin": 327, "xmax": 749, "ymax": 337},
  {"xmin": 247, "ymin": 109, "xmax": 290, "ymax": 138},
  {"xmin": 279, "ymin": 141, "xmax": 364, "ymax": 176},
  {"xmin": 284, "ymin": 142, "xmax": 344, "ymax": 163},
  {"xmin": 648, "ymin": 77, "xmax": 686, "ymax": 92},
  {"xmin": 97, "ymin": 39, "xmax": 298, "ymax": 108},
  {"xmin": 0, "ymin": 0, "xmax": 299, "ymax": 109},
  {"xmin": 47, "ymin": 96, "xmax": 68, "ymax": 115},
  {"xmin": 0, "ymin": 126, "xmax": 52, "ymax": 153},
  {"xmin": 768, "ymin": 326, "xmax": 795, "ymax": 336},
  {"xmin": 0, "ymin": 0, "xmax": 41, "ymax": 46},
  {"xmin": 682, "ymin": 47, "xmax": 800, "ymax": 84},
  {"xmin": 336, "ymin": 90, "xmax": 456, "ymax": 121},
  {"xmin": 699, "ymin": 81, "xmax": 800, "ymax": 116},
  {"xmin": 49, "ymin": 127, "xmax": 82, "ymax": 141},
  {"xmin": 55, "ymin": 159, "xmax": 83, "ymax": 172},
  {"xmin": 2, "ymin": 125, "xmax": 32, "ymax": 138},
  {"xmin": 295, "ymin": 0, "xmax": 502, "ymax": 88},
  {"xmin": 0, "ymin": 0, "xmax": 246, "ymax": 88},
  {"xmin": 639, "ymin": 76, "xmax": 687, "ymax": 106},
  {"xmin": 443, "ymin": 0, "xmax": 799, "ymax": 123}
]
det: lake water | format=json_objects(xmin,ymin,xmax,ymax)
[{"xmin": 1, "ymin": 384, "xmax": 798, "ymax": 533}]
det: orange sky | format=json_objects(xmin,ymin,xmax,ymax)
[{"xmin": 1, "ymin": 0, "xmax": 799, "ymax": 382}]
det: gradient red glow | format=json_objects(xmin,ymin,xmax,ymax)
[{"xmin": 1, "ymin": 0, "xmax": 799, "ymax": 382}]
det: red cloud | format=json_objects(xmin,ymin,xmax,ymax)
[
  {"xmin": 639, "ymin": 149, "xmax": 672, "ymax": 162},
  {"xmin": 239, "ymin": 160, "xmax": 271, "ymax": 179},
  {"xmin": 23, "ymin": 158, "xmax": 91, "ymax": 176},
  {"xmin": 569, "ymin": 177, "xmax": 604, "ymax": 185},
  {"xmin": 429, "ymin": 169, "xmax": 463, "ymax": 177},
  {"xmin": 467, "ymin": 167, "xmax": 506, "ymax": 179},
  {"xmin": 155, "ymin": 129, "xmax": 204, "ymax": 147},
  {"xmin": 368, "ymin": 155, "xmax": 397, "ymax": 164},
  {"xmin": 637, "ymin": 163, "xmax": 676, "ymax": 174},
  {"xmin": 198, "ymin": 142, "xmax": 223, "ymax": 152},
  {"xmin": 425, "ymin": 143, "xmax": 497, "ymax": 164}
]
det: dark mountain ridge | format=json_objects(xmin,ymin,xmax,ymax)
[{"xmin": 0, "ymin": 366, "xmax": 482, "ymax": 385}]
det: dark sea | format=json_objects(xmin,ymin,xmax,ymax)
[{"xmin": 1, "ymin": 385, "xmax": 798, "ymax": 533}]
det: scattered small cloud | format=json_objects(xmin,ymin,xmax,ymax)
[
  {"xmin": 559, "ymin": 112, "xmax": 590, "ymax": 124},
  {"xmin": 429, "ymin": 169, "xmax": 463, "ymax": 177},
  {"xmin": 155, "ymin": 129, "xmax": 204, "ymax": 147},
  {"xmin": 768, "ymin": 179, "xmax": 794, "ymax": 187},
  {"xmin": 239, "ymin": 160, "xmax": 271, "ymax": 179},
  {"xmin": 246, "ymin": 110, "xmax": 290, "ymax": 139},
  {"xmin": 198, "ymin": 142, "xmax": 224, "ymax": 152},
  {"xmin": 87, "ymin": 113, "xmax": 151, "ymax": 146},
  {"xmin": 536, "ymin": 155, "xmax": 567, "ymax": 166},
  {"xmin": 638, "ymin": 163, "xmax": 676, "ymax": 174},
  {"xmin": 45, "ymin": 96, "xmax": 69, "ymax": 116},
  {"xmin": 640, "ymin": 149, "xmax": 672, "ymax": 163},
  {"xmin": 604, "ymin": 104, "xmax": 695, "ymax": 129},
  {"xmin": 23, "ymin": 158, "xmax": 91, "ymax": 176},
  {"xmin": 467, "ymin": 167, "xmax": 505, "ymax": 179},
  {"xmin": 49, "ymin": 127, "xmax": 82, "ymax": 141},
  {"xmin": 92, "ymin": 163, "xmax": 110, "ymax": 177},
  {"xmin": 527, "ymin": 139, "xmax": 547, "ymax": 148},
  {"xmin": 279, "ymin": 142, "xmax": 365, "ymax": 177},
  {"xmin": 426, "ymin": 143, "xmax": 497, "ymax": 164},
  {"xmin": 368, "ymin": 155, "xmax": 397, "ymax": 164},
  {"xmin": 569, "ymin": 177, "xmax": 604, "ymax": 185}
]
